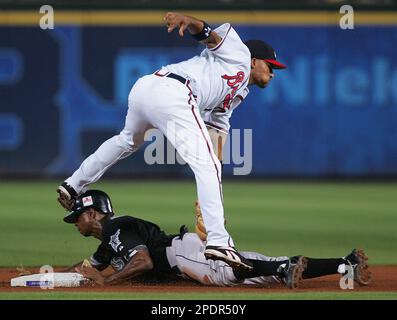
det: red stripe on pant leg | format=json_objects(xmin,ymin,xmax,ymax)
[{"xmin": 190, "ymin": 105, "xmax": 224, "ymax": 204}]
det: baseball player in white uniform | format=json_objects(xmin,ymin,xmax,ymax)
[{"xmin": 57, "ymin": 12, "xmax": 287, "ymax": 272}]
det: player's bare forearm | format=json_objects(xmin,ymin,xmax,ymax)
[
  {"xmin": 94, "ymin": 250, "xmax": 153, "ymax": 286},
  {"xmin": 164, "ymin": 12, "xmax": 221, "ymax": 48},
  {"xmin": 207, "ymin": 126, "xmax": 227, "ymax": 162},
  {"xmin": 76, "ymin": 250, "xmax": 153, "ymax": 286},
  {"xmin": 104, "ymin": 250, "xmax": 153, "ymax": 285}
]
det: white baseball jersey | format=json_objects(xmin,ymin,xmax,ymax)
[
  {"xmin": 162, "ymin": 23, "xmax": 251, "ymax": 133},
  {"xmin": 65, "ymin": 23, "xmax": 251, "ymax": 249},
  {"xmin": 202, "ymin": 87, "xmax": 250, "ymax": 134}
]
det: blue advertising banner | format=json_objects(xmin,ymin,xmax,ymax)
[{"xmin": 1, "ymin": 17, "xmax": 396, "ymax": 177}]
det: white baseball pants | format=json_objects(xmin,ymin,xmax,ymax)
[
  {"xmin": 166, "ymin": 233, "xmax": 287, "ymax": 287},
  {"xmin": 66, "ymin": 74, "xmax": 231, "ymax": 247}
]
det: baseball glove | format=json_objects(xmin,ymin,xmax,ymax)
[
  {"xmin": 194, "ymin": 200, "xmax": 227, "ymax": 242},
  {"xmin": 195, "ymin": 200, "xmax": 208, "ymax": 242}
]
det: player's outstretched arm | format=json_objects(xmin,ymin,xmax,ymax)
[
  {"xmin": 164, "ymin": 12, "xmax": 222, "ymax": 49},
  {"xmin": 76, "ymin": 249, "xmax": 153, "ymax": 286}
]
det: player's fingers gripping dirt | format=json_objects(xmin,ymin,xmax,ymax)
[{"xmin": 75, "ymin": 265, "xmax": 104, "ymax": 286}]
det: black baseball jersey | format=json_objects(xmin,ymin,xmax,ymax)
[{"xmin": 89, "ymin": 215, "xmax": 177, "ymax": 275}]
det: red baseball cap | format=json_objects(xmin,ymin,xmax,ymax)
[{"xmin": 244, "ymin": 40, "xmax": 287, "ymax": 69}]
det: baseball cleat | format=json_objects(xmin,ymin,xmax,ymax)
[
  {"xmin": 344, "ymin": 248, "xmax": 372, "ymax": 286},
  {"xmin": 204, "ymin": 246, "xmax": 253, "ymax": 272},
  {"xmin": 280, "ymin": 256, "xmax": 307, "ymax": 289},
  {"xmin": 56, "ymin": 182, "xmax": 78, "ymax": 211}
]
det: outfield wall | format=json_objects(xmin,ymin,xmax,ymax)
[{"xmin": 0, "ymin": 11, "xmax": 396, "ymax": 177}]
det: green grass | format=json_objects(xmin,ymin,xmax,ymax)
[
  {"xmin": 0, "ymin": 291, "xmax": 396, "ymax": 300},
  {"xmin": 1, "ymin": 180, "xmax": 396, "ymax": 266},
  {"xmin": 1, "ymin": 180, "xmax": 396, "ymax": 300}
]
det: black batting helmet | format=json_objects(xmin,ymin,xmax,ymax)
[{"xmin": 63, "ymin": 190, "xmax": 113, "ymax": 223}]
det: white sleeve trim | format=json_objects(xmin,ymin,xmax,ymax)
[
  {"xmin": 209, "ymin": 23, "xmax": 232, "ymax": 52},
  {"xmin": 126, "ymin": 244, "xmax": 148, "ymax": 261},
  {"xmin": 89, "ymin": 256, "xmax": 104, "ymax": 267}
]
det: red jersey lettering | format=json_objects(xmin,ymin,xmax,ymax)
[{"xmin": 221, "ymin": 71, "xmax": 245, "ymax": 111}]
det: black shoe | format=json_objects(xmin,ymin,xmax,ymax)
[
  {"xmin": 344, "ymin": 248, "xmax": 372, "ymax": 286},
  {"xmin": 279, "ymin": 256, "xmax": 307, "ymax": 289},
  {"xmin": 56, "ymin": 182, "xmax": 78, "ymax": 211},
  {"xmin": 204, "ymin": 246, "xmax": 253, "ymax": 272}
]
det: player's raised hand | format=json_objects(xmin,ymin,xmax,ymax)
[{"xmin": 164, "ymin": 12, "xmax": 190, "ymax": 37}]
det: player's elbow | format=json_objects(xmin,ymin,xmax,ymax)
[
  {"xmin": 136, "ymin": 250, "xmax": 154, "ymax": 272},
  {"xmin": 144, "ymin": 257, "xmax": 154, "ymax": 271}
]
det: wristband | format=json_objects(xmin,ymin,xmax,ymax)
[{"xmin": 191, "ymin": 22, "xmax": 212, "ymax": 41}]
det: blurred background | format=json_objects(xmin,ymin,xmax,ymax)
[
  {"xmin": 1, "ymin": 0, "xmax": 397, "ymax": 178},
  {"xmin": 0, "ymin": 1, "xmax": 396, "ymax": 268}
]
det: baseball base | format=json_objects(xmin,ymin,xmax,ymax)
[{"xmin": 10, "ymin": 272, "xmax": 87, "ymax": 288}]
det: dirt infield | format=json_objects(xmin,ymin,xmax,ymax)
[{"xmin": 0, "ymin": 266, "xmax": 396, "ymax": 293}]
